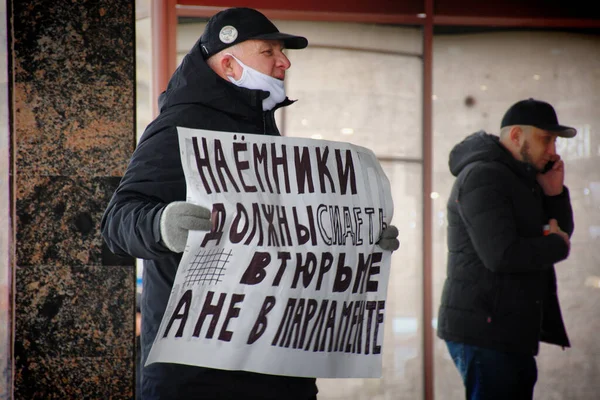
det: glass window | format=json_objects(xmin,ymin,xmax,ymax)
[
  {"xmin": 432, "ymin": 28, "xmax": 600, "ymax": 399},
  {"xmin": 283, "ymin": 21, "xmax": 424, "ymax": 400},
  {"xmin": 136, "ymin": 1, "xmax": 153, "ymax": 143}
]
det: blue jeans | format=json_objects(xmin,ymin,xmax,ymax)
[{"xmin": 445, "ymin": 341, "xmax": 537, "ymax": 400}]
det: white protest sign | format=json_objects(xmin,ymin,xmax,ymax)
[{"xmin": 145, "ymin": 127, "xmax": 395, "ymax": 378}]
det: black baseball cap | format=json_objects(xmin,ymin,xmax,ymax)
[
  {"xmin": 199, "ymin": 7, "xmax": 308, "ymax": 59},
  {"xmin": 500, "ymin": 98, "xmax": 577, "ymax": 138}
]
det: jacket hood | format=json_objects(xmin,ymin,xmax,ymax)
[
  {"xmin": 449, "ymin": 131, "xmax": 537, "ymax": 180},
  {"xmin": 157, "ymin": 37, "xmax": 273, "ymax": 117}
]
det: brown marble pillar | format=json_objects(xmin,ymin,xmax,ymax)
[{"xmin": 10, "ymin": 1, "xmax": 136, "ymax": 398}]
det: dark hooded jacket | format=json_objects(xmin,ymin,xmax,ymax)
[
  {"xmin": 437, "ymin": 131, "xmax": 572, "ymax": 356},
  {"xmin": 101, "ymin": 38, "xmax": 317, "ymax": 400}
]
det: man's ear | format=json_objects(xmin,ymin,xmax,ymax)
[
  {"xmin": 509, "ymin": 126, "xmax": 523, "ymax": 145},
  {"xmin": 220, "ymin": 54, "xmax": 236, "ymax": 78}
]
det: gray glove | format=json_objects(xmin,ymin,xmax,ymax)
[
  {"xmin": 377, "ymin": 225, "xmax": 399, "ymax": 251},
  {"xmin": 159, "ymin": 201, "xmax": 211, "ymax": 253}
]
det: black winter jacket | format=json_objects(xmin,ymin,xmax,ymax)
[
  {"xmin": 437, "ymin": 131, "xmax": 572, "ymax": 356},
  {"xmin": 101, "ymin": 38, "xmax": 317, "ymax": 399}
]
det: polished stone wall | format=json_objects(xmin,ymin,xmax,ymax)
[{"xmin": 10, "ymin": 1, "xmax": 136, "ymax": 398}]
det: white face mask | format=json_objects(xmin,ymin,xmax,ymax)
[{"xmin": 225, "ymin": 53, "xmax": 286, "ymax": 111}]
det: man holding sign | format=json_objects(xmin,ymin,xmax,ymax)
[{"xmin": 102, "ymin": 7, "xmax": 399, "ymax": 400}]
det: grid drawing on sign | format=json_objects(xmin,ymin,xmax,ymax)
[{"xmin": 184, "ymin": 248, "xmax": 232, "ymax": 286}]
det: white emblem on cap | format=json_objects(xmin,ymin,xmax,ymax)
[{"xmin": 219, "ymin": 26, "xmax": 238, "ymax": 44}]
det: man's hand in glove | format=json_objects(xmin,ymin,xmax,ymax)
[
  {"xmin": 377, "ymin": 225, "xmax": 399, "ymax": 251},
  {"xmin": 159, "ymin": 201, "xmax": 211, "ymax": 253}
]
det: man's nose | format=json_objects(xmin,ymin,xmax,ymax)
[
  {"xmin": 548, "ymin": 141, "xmax": 556, "ymax": 154},
  {"xmin": 277, "ymin": 52, "xmax": 291, "ymax": 70}
]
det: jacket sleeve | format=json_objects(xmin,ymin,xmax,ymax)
[
  {"xmin": 457, "ymin": 164, "xmax": 570, "ymax": 273},
  {"xmin": 543, "ymin": 186, "xmax": 575, "ymax": 237},
  {"xmin": 101, "ymin": 127, "xmax": 187, "ymax": 260}
]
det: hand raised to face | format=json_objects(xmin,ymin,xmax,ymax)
[{"xmin": 536, "ymin": 155, "xmax": 564, "ymax": 196}]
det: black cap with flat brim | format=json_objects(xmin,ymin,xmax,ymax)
[
  {"xmin": 199, "ymin": 7, "xmax": 308, "ymax": 59},
  {"xmin": 251, "ymin": 32, "xmax": 308, "ymax": 49},
  {"xmin": 500, "ymin": 98, "xmax": 577, "ymax": 138}
]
